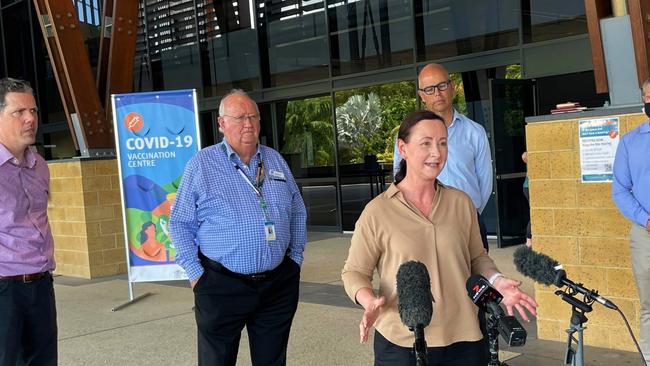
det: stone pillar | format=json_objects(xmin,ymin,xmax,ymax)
[
  {"xmin": 526, "ymin": 112, "xmax": 647, "ymax": 352},
  {"xmin": 48, "ymin": 158, "xmax": 126, "ymax": 278}
]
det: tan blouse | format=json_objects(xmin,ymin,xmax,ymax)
[{"xmin": 341, "ymin": 182, "xmax": 499, "ymax": 348}]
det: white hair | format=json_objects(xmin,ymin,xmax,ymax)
[{"xmin": 218, "ymin": 89, "xmax": 259, "ymax": 116}]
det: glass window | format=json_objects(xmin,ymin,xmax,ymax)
[
  {"xmin": 42, "ymin": 129, "xmax": 78, "ymax": 160},
  {"xmin": 136, "ymin": 1, "xmax": 203, "ymax": 92},
  {"xmin": 335, "ymin": 81, "xmax": 416, "ymax": 230},
  {"xmin": 72, "ymin": 0, "xmax": 101, "ymax": 26},
  {"xmin": 276, "ymin": 95, "xmax": 339, "ymax": 228},
  {"xmin": 414, "ymin": 0, "xmax": 520, "ymax": 61},
  {"xmin": 2, "ymin": 1, "xmax": 35, "ymax": 80},
  {"xmin": 198, "ymin": 111, "xmax": 217, "ymax": 148},
  {"xmin": 146, "ymin": 44, "xmax": 203, "ymax": 92},
  {"xmin": 328, "ymin": 0, "xmax": 413, "ymax": 76},
  {"xmin": 258, "ymin": 0, "xmax": 330, "ymax": 87},
  {"xmin": 523, "ymin": 0, "xmax": 587, "ymax": 43},
  {"xmin": 202, "ymin": 1, "xmax": 261, "ymax": 96}
]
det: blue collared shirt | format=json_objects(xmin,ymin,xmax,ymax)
[
  {"xmin": 170, "ymin": 140, "xmax": 307, "ymax": 281},
  {"xmin": 612, "ymin": 121, "xmax": 650, "ymax": 227},
  {"xmin": 393, "ymin": 110, "xmax": 493, "ymax": 213}
]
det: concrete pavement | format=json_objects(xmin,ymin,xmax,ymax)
[{"xmin": 53, "ymin": 232, "xmax": 644, "ymax": 365}]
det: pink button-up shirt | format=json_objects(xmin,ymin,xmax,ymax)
[{"xmin": 0, "ymin": 144, "xmax": 55, "ymax": 276}]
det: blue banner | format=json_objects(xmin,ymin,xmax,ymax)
[{"xmin": 113, "ymin": 90, "xmax": 200, "ymax": 282}]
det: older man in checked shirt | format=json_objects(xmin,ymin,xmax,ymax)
[
  {"xmin": 170, "ymin": 89, "xmax": 307, "ymax": 366},
  {"xmin": 0, "ymin": 78, "xmax": 57, "ymax": 366}
]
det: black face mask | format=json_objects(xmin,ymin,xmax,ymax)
[{"xmin": 645, "ymin": 102, "xmax": 650, "ymax": 119}]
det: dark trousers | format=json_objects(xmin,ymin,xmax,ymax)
[
  {"xmin": 374, "ymin": 331, "xmax": 486, "ymax": 366},
  {"xmin": 0, "ymin": 273, "xmax": 57, "ymax": 366},
  {"xmin": 194, "ymin": 255, "xmax": 300, "ymax": 366},
  {"xmin": 478, "ymin": 211, "xmax": 489, "ymax": 252}
]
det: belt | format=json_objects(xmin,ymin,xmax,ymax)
[
  {"xmin": 0, "ymin": 271, "xmax": 49, "ymax": 283},
  {"xmin": 199, "ymin": 252, "xmax": 282, "ymax": 281}
]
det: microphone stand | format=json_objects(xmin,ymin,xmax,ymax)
[
  {"xmin": 486, "ymin": 313, "xmax": 509, "ymax": 366},
  {"xmin": 554, "ymin": 290, "xmax": 593, "ymax": 366},
  {"xmin": 411, "ymin": 324, "xmax": 428, "ymax": 366}
]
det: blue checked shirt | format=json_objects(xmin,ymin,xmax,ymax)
[
  {"xmin": 393, "ymin": 110, "xmax": 493, "ymax": 213},
  {"xmin": 612, "ymin": 121, "xmax": 650, "ymax": 227},
  {"xmin": 170, "ymin": 140, "xmax": 307, "ymax": 281}
]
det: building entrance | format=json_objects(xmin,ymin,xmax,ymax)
[{"xmin": 489, "ymin": 78, "xmax": 536, "ymax": 246}]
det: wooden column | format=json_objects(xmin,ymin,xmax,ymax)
[
  {"xmin": 628, "ymin": 0, "xmax": 650, "ymax": 87},
  {"xmin": 584, "ymin": 0, "xmax": 612, "ymax": 93},
  {"xmin": 98, "ymin": 0, "xmax": 139, "ymax": 118},
  {"xmin": 33, "ymin": 0, "xmax": 114, "ymax": 154}
]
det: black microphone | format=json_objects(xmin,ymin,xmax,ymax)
[
  {"xmin": 513, "ymin": 246, "xmax": 618, "ymax": 310},
  {"xmin": 396, "ymin": 261, "xmax": 433, "ymax": 366},
  {"xmin": 466, "ymin": 274, "xmax": 527, "ymax": 347}
]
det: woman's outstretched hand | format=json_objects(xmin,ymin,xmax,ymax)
[
  {"xmin": 355, "ymin": 287, "xmax": 386, "ymax": 343},
  {"xmin": 493, "ymin": 276, "xmax": 538, "ymax": 321}
]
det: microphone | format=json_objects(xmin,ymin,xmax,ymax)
[
  {"xmin": 396, "ymin": 261, "xmax": 433, "ymax": 366},
  {"xmin": 513, "ymin": 246, "xmax": 618, "ymax": 310},
  {"xmin": 466, "ymin": 274, "xmax": 527, "ymax": 347}
]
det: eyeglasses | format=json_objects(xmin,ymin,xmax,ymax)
[
  {"xmin": 9, "ymin": 107, "xmax": 39, "ymax": 118},
  {"xmin": 418, "ymin": 80, "xmax": 452, "ymax": 95},
  {"xmin": 221, "ymin": 114, "xmax": 260, "ymax": 124}
]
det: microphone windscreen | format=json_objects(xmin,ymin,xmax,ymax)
[
  {"xmin": 396, "ymin": 261, "xmax": 433, "ymax": 328},
  {"xmin": 513, "ymin": 246, "xmax": 558, "ymax": 286}
]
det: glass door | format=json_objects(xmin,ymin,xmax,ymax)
[
  {"xmin": 489, "ymin": 78, "xmax": 536, "ymax": 246},
  {"xmin": 334, "ymin": 81, "xmax": 416, "ymax": 231},
  {"xmin": 273, "ymin": 96, "xmax": 341, "ymax": 231}
]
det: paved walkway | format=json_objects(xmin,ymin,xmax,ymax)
[{"xmin": 54, "ymin": 233, "xmax": 644, "ymax": 365}]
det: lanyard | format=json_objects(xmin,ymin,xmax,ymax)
[
  {"xmin": 233, "ymin": 159, "xmax": 271, "ymax": 222},
  {"xmin": 221, "ymin": 143, "xmax": 270, "ymax": 219},
  {"xmin": 234, "ymin": 160, "xmax": 264, "ymax": 197}
]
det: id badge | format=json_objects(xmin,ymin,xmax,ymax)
[{"xmin": 264, "ymin": 221, "xmax": 276, "ymax": 241}]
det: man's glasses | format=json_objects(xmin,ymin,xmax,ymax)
[
  {"xmin": 418, "ymin": 80, "xmax": 452, "ymax": 95},
  {"xmin": 222, "ymin": 114, "xmax": 260, "ymax": 124}
]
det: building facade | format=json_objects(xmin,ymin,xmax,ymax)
[{"xmin": 0, "ymin": 0, "xmax": 606, "ymax": 238}]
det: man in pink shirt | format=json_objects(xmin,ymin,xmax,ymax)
[{"xmin": 0, "ymin": 78, "xmax": 57, "ymax": 366}]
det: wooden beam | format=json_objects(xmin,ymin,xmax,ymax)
[
  {"xmin": 32, "ymin": 0, "xmax": 80, "ymax": 149},
  {"xmin": 96, "ymin": 0, "xmax": 114, "ymax": 106},
  {"xmin": 628, "ymin": 0, "xmax": 650, "ymax": 87},
  {"xmin": 104, "ymin": 0, "xmax": 139, "ymax": 116},
  {"xmin": 32, "ymin": 0, "xmax": 114, "ymax": 152},
  {"xmin": 584, "ymin": 0, "xmax": 612, "ymax": 93}
]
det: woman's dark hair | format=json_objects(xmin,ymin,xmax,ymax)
[
  {"xmin": 394, "ymin": 110, "xmax": 446, "ymax": 184},
  {"xmin": 138, "ymin": 222, "xmax": 156, "ymax": 244}
]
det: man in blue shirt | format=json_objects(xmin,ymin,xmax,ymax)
[
  {"xmin": 393, "ymin": 63, "xmax": 493, "ymax": 250},
  {"xmin": 612, "ymin": 79, "xmax": 650, "ymax": 363},
  {"xmin": 170, "ymin": 89, "xmax": 307, "ymax": 366}
]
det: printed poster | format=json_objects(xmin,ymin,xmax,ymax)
[
  {"xmin": 112, "ymin": 90, "xmax": 201, "ymax": 282},
  {"xmin": 578, "ymin": 117, "xmax": 619, "ymax": 183}
]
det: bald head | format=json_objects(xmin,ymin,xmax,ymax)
[
  {"xmin": 418, "ymin": 64, "xmax": 450, "ymax": 83},
  {"xmin": 417, "ymin": 63, "xmax": 455, "ymax": 123}
]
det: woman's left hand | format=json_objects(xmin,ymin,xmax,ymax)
[{"xmin": 493, "ymin": 276, "xmax": 538, "ymax": 321}]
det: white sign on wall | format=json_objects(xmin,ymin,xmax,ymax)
[{"xmin": 578, "ymin": 117, "xmax": 620, "ymax": 183}]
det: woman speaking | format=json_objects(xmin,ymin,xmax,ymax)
[{"xmin": 341, "ymin": 110, "xmax": 537, "ymax": 365}]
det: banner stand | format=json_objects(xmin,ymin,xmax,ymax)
[
  {"xmin": 111, "ymin": 286, "xmax": 152, "ymax": 312},
  {"xmin": 110, "ymin": 89, "xmax": 201, "ymax": 311}
]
